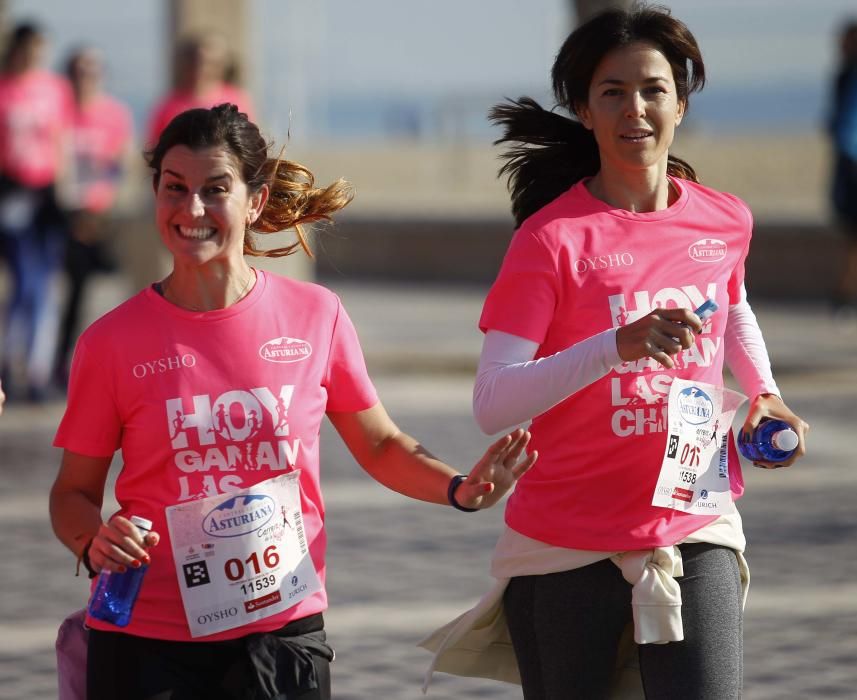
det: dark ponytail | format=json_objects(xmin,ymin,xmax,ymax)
[
  {"xmin": 492, "ymin": 4, "xmax": 705, "ymax": 227},
  {"xmin": 490, "ymin": 98, "xmax": 599, "ymax": 228}
]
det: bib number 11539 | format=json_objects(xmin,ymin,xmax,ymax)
[{"xmin": 166, "ymin": 471, "xmax": 322, "ymax": 637}]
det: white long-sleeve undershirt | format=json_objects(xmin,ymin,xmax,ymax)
[
  {"xmin": 473, "ymin": 287, "xmax": 779, "ymax": 435},
  {"xmin": 722, "ymin": 288, "xmax": 779, "ymax": 401}
]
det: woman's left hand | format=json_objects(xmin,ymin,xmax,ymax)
[
  {"xmin": 453, "ymin": 428, "xmax": 538, "ymax": 509},
  {"xmin": 743, "ymin": 393, "xmax": 809, "ymax": 469}
]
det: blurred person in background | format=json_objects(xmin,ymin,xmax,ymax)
[
  {"xmin": 829, "ymin": 20, "xmax": 857, "ymax": 315},
  {"xmin": 131, "ymin": 35, "xmax": 255, "ymax": 303},
  {"xmin": 54, "ymin": 46, "xmax": 133, "ymax": 388},
  {"xmin": 49, "ymin": 104, "xmax": 536, "ymax": 699},
  {"xmin": 422, "ymin": 6, "xmax": 808, "ymax": 699},
  {"xmin": 0, "ymin": 22, "xmax": 73, "ymax": 401},
  {"xmin": 146, "ymin": 35, "xmax": 254, "ymax": 147}
]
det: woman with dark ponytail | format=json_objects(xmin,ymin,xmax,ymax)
[
  {"xmin": 48, "ymin": 103, "xmax": 536, "ymax": 699},
  {"xmin": 491, "ymin": 4, "xmax": 704, "ymax": 229},
  {"xmin": 423, "ymin": 6, "xmax": 808, "ymax": 698}
]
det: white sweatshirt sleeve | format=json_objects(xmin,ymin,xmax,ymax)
[
  {"xmin": 474, "ymin": 284, "xmax": 779, "ymax": 436},
  {"xmin": 472, "ymin": 329, "xmax": 622, "ymax": 435},
  {"xmin": 723, "ymin": 284, "xmax": 780, "ymax": 398}
]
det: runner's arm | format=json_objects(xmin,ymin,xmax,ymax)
[
  {"xmin": 724, "ymin": 286, "xmax": 809, "ymax": 467},
  {"xmin": 723, "ymin": 285, "xmax": 780, "ymax": 398},
  {"xmin": 50, "ymin": 450, "xmax": 157, "ymax": 573},
  {"xmin": 327, "ymin": 402, "xmax": 535, "ymax": 510},
  {"xmin": 472, "ymin": 329, "xmax": 621, "ymax": 435}
]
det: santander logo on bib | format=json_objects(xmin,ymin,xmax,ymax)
[
  {"xmin": 688, "ymin": 238, "xmax": 727, "ymax": 263},
  {"xmin": 259, "ymin": 337, "xmax": 312, "ymax": 364}
]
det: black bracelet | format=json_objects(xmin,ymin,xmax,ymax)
[
  {"xmin": 75, "ymin": 538, "xmax": 97, "ymax": 579},
  {"xmin": 447, "ymin": 474, "xmax": 479, "ymax": 512}
]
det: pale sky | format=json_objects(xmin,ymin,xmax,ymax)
[{"xmin": 8, "ymin": 0, "xmax": 857, "ymax": 139}]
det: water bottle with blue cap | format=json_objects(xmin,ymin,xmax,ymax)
[
  {"xmin": 87, "ymin": 515, "xmax": 152, "ymax": 627},
  {"xmin": 737, "ymin": 419, "xmax": 799, "ymax": 463}
]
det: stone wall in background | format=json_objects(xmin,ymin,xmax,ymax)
[
  {"xmin": 93, "ymin": 131, "xmax": 842, "ymax": 300},
  {"xmin": 314, "ymin": 216, "xmax": 842, "ymax": 301}
]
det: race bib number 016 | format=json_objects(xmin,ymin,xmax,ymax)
[
  {"xmin": 166, "ymin": 471, "xmax": 322, "ymax": 638},
  {"xmin": 651, "ymin": 379, "xmax": 746, "ymax": 515}
]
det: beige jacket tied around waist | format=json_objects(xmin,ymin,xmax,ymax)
[{"xmin": 419, "ymin": 513, "xmax": 749, "ymax": 698}]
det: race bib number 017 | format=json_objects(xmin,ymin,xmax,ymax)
[
  {"xmin": 651, "ymin": 379, "xmax": 746, "ymax": 515},
  {"xmin": 166, "ymin": 471, "xmax": 322, "ymax": 638}
]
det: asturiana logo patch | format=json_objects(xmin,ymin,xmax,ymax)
[
  {"xmin": 677, "ymin": 386, "xmax": 714, "ymax": 425},
  {"xmin": 259, "ymin": 337, "xmax": 312, "ymax": 364},
  {"xmin": 202, "ymin": 494, "xmax": 275, "ymax": 538},
  {"xmin": 688, "ymin": 238, "xmax": 727, "ymax": 263}
]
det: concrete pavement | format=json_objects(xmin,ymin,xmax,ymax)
[{"xmin": 0, "ymin": 278, "xmax": 856, "ymax": 698}]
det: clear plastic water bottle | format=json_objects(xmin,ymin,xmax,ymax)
[
  {"xmin": 737, "ymin": 419, "xmax": 799, "ymax": 463},
  {"xmin": 87, "ymin": 516, "xmax": 152, "ymax": 627}
]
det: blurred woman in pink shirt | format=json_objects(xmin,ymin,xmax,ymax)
[
  {"xmin": 146, "ymin": 35, "xmax": 254, "ymax": 147},
  {"xmin": 54, "ymin": 46, "xmax": 133, "ymax": 387},
  {"xmin": 0, "ymin": 23, "xmax": 73, "ymax": 401}
]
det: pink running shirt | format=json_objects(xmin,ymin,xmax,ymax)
[
  {"xmin": 55, "ymin": 271, "xmax": 378, "ymax": 641},
  {"xmin": 0, "ymin": 70, "xmax": 74, "ymax": 187},
  {"xmin": 480, "ymin": 178, "xmax": 751, "ymax": 551},
  {"xmin": 67, "ymin": 94, "xmax": 133, "ymax": 212},
  {"xmin": 146, "ymin": 84, "xmax": 254, "ymax": 146}
]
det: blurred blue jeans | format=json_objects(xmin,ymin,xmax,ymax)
[{"xmin": 0, "ymin": 180, "xmax": 66, "ymax": 398}]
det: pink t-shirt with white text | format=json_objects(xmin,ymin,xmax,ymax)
[
  {"xmin": 55, "ymin": 270, "xmax": 378, "ymax": 641},
  {"xmin": 146, "ymin": 84, "xmax": 254, "ymax": 146},
  {"xmin": 68, "ymin": 94, "xmax": 133, "ymax": 212},
  {"xmin": 0, "ymin": 70, "xmax": 74, "ymax": 187},
  {"xmin": 480, "ymin": 178, "xmax": 752, "ymax": 551}
]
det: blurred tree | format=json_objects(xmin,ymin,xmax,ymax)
[{"xmin": 572, "ymin": 0, "xmax": 634, "ymax": 24}]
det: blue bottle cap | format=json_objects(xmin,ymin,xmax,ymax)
[{"xmin": 694, "ymin": 299, "xmax": 719, "ymax": 321}]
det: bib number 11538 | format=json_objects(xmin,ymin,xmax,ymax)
[{"xmin": 651, "ymin": 379, "xmax": 746, "ymax": 515}]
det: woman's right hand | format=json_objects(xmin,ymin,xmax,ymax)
[
  {"xmin": 615, "ymin": 307, "xmax": 702, "ymax": 369},
  {"xmin": 88, "ymin": 516, "xmax": 160, "ymax": 574}
]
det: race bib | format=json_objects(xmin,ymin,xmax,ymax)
[
  {"xmin": 165, "ymin": 471, "xmax": 322, "ymax": 638},
  {"xmin": 651, "ymin": 379, "xmax": 747, "ymax": 515}
]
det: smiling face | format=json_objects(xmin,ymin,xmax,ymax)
[
  {"xmin": 154, "ymin": 145, "xmax": 267, "ymax": 269},
  {"xmin": 576, "ymin": 41, "xmax": 685, "ymax": 177}
]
